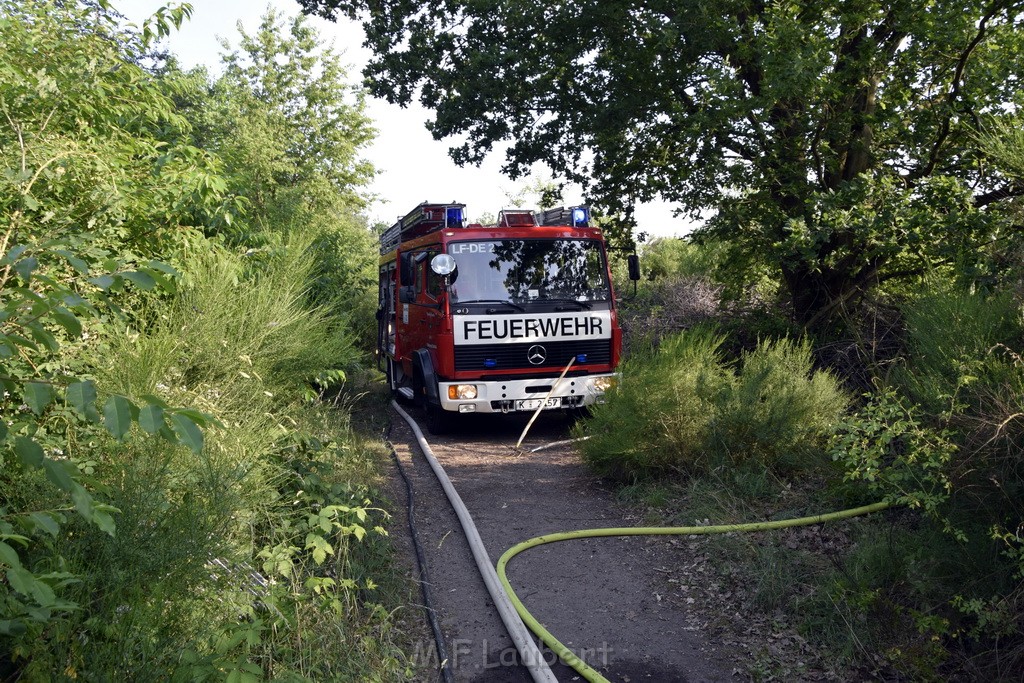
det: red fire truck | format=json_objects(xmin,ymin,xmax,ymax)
[{"xmin": 377, "ymin": 201, "xmax": 638, "ymax": 433}]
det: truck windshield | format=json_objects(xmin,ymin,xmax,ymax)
[{"xmin": 447, "ymin": 239, "xmax": 610, "ymax": 304}]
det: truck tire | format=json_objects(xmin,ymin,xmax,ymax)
[
  {"xmin": 411, "ymin": 349, "xmax": 454, "ymax": 433},
  {"xmin": 426, "ymin": 401, "xmax": 455, "ymax": 435}
]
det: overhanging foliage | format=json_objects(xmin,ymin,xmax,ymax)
[{"xmin": 302, "ymin": 0, "xmax": 1024, "ymax": 323}]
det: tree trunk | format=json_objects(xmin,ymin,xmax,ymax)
[{"xmin": 781, "ymin": 261, "xmax": 861, "ymax": 329}]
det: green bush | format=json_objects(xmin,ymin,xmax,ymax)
[
  {"xmin": 7, "ymin": 237, "xmax": 404, "ymax": 679},
  {"xmin": 823, "ymin": 284, "xmax": 1024, "ymax": 677},
  {"xmin": 578, "ymin": 327, "xmax": 729, "ymax": 478},
  {"xmin": 639, "ymin": 237, "xmax": 725, "ymax": 281},
  {"xmin": 713, "ymin": 337, "xmax": 849, "ymax": 469},
  {"xmin": 895, "ymin": 284, "xmax": 1023, "ymax": 414},
  {"xmin": 577, "ymin": 327, "xmax": 848, "ymax": 480}
]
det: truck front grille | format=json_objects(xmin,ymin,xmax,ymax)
[{"xmin": 454, "ymin": 339, "xmax": 612, "ymax": 372}]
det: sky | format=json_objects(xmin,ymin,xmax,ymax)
[{"xmin": 118, "ymin": 1, "xmax": 696, "ymax": 238}]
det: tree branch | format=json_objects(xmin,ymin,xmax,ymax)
[
  {"xmin": 912, "ymin": 0, "xmax": 1008, "ymax": 180},
  {"xmin": 973, "ymin": 183, "xmax": 1024, "ymax": 208}
]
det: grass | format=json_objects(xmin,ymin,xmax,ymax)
[{"xmin": 7, "ymin": 231, "xmax": 414, "ymax": 680}]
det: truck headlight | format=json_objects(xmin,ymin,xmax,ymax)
[
  {"xmin": 592, "ymin": 376, "xmax": 617, "ymax": 392},
  {"xmin": 448, "ymin": 384, "xmax": 478, "ymax": 400}
]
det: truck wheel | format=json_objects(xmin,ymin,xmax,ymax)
[
  {"xmin": 425, "ymin": 402, "xmax": 455, "ymax": 435},
  {"xmin": 411, "ymin": 363, "xmax": 426, "ymax": 407}
]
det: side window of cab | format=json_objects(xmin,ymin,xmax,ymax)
[
  {"xmin": 425, "ymin": 250, "xmax": 443, "ymax": 298},
  {"xmin": 412, "ymin": 248, "xmax": 443, "ymax": 301}
]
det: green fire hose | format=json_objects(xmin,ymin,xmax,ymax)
[{"xmin": 496, "ymin": 501, "xmax": 893, "ymax": 683}]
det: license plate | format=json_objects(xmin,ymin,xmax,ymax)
[{"xmin": 516, "ymin": 398, "xmax": 560, "ymax": 411}]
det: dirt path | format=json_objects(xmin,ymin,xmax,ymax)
[{"xmin": 385, "ymin": 406, "xmax": 740, "ymax": 683}]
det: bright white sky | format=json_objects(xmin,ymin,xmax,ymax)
[{"xmin": 119, "ymin": 0, "xmax": 695, "ymax": 238}]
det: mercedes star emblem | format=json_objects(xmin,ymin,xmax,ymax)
[{"xmin": 527, "ymin": 344, "xmax": 547, "ymax": 365}]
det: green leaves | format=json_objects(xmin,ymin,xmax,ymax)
[
  {"xmin": 50, "ymin": 307, "xmax": 82, "ymax": 337},
  {"xmin": 13, "ymin": 257, "xmax": 38, "ymax": 282},
  {"xmin": 138, "ymin": 403, "xmax": 164, "ymax": 434},
  {"xmin": 23, "ymin": 382, "xmax": 54, "ymax": 415},
  {"xmin": 169, "ymin": 412, "xmax": 204, "ymax": 454},
  {"xmin": 42, "ymin": 459, "xmax": 75, "ymax": 492},
  {"xmin": 13, "ymin": 436, "xmax": 44, "ymax": 468},
  {"xmin": 66, "ymin": 381, "xmax": 99, "ymax": 422},
  {"xmin": 18, "ymin": 376, "xmax": 211, "ymax": 451},
  {"xmin": 304, "ymin": 533, "xmax": 334, "ymax": 565},
  {"xmin": 103, "ymin": 395, "xmax": 135, "ymax": 440},
  {"xmin": 830, "ymin": 389, "xmax": 958, "ymax": 518},
  {"xmin": 0, "ymin": 541, "xmax": 22, "ymax": 569},
  {"xmin": 121, "ymin": 270, "xmax": 156, "ymax": 290}
]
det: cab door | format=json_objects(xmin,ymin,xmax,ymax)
[{"xmin": 397, "ymin": 246, "xmax": 444, "ymax": 372}]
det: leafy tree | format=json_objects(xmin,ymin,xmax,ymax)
[
  {"xmin": 169, "ymin": 8, "xmax": 380, "ymax": 345},
  {"xmin": 301, "ymin": 0, "xmax": 1024, "ymax": 325},
  {"xmin": 220, "ymin": 9, "xmax": 376, "ymax": 209},
  {"xmin": 0, "ymin": 0, "xmax": 221, "ymax": 651}
]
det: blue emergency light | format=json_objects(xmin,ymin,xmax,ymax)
[
  {"xmin": 446, "ymin": 206, "xmax": 464, "ymax": 227},
  {"xmin": 571, "ymin": 207, "xmax": 589, "ymax": 227}
]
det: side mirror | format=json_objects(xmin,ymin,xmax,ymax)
[
  {"xmin": 399, "ymin": 252, "xmax": 414, "ymax": 285},
  {"xmin": 627, "ymin": 254, "xmax": 641, "ymax": 281},
  {"xmin": 399, "ymin": 285, "xmax": 415, "ymax": 303}
]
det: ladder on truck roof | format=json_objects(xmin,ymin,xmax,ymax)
[
  {"xmin": 380, "ymin": 202, "xmax": 465, "ymax": 254},
  {"xmin": 537, "ymin": 205, "xmax": 590, "ymax": 227}
]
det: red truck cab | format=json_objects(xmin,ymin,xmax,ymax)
[{"xmin": 378, "ymin": 202, "xmax": 632, "ymax": 433}]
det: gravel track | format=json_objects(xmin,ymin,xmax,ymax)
[{"xmin": 385, "ymin": 406, "xmax": 739, "ymax": 683}]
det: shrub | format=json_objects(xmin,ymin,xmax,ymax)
[
  {"xmin": 4, "ymin": 230, "xmax": 401, "ymax": 679},
  {"xmin": 830, "ymin": 389, "xmax": 958, "ymax": 521},
  {"xmin": 639, "ymin": 237, "xmax": 725, "ymax": 281},
  {"xmin": 895, "ymin": 284, "xmax": 1023, "ymax": 415},
  {"xmin": 577, "ymin": 326, "xmax": 730, "ymax": 479},
  {"xmin": 713, "ymin": 338, "xmax": 849, "ymax": 470},
  {"xmin": 577, "ymin": 327, "xmax": 848, "ymax": 481},
  {"xmin": 824, "ymin": 283, "xmax": 1024, "ymax": 677}
]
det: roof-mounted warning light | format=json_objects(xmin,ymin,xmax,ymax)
[
  {"xmin": 497, "ymin": 209, "xmax": 538, "ymax": 228},
  {"xmin": 446, "ymin": 205, "xmax": 465, "ymax": 228},
  {"xmin": 571, "ymin": 206, "xmax": 590, "ymax": 227},
  {"xmin": 380, "ymin": 201, "xmax": 467, "ymax": 253}
]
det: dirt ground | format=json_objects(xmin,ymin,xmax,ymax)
[{"xmin": 384, "ymin": 405, "xmax": 743, "ymax": 683}]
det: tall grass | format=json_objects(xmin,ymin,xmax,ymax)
[
  {"xmin": 895, "ymin": 283, "xmax": 1023, "ymax": 414},
  {"xmin": 16, "ymin": 228, "xmax": 408, "ymax": 679}
]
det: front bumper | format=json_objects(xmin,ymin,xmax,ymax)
[{"xmin": 438, "ymin": 374, "xmax": 617, "ymax": 414}]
